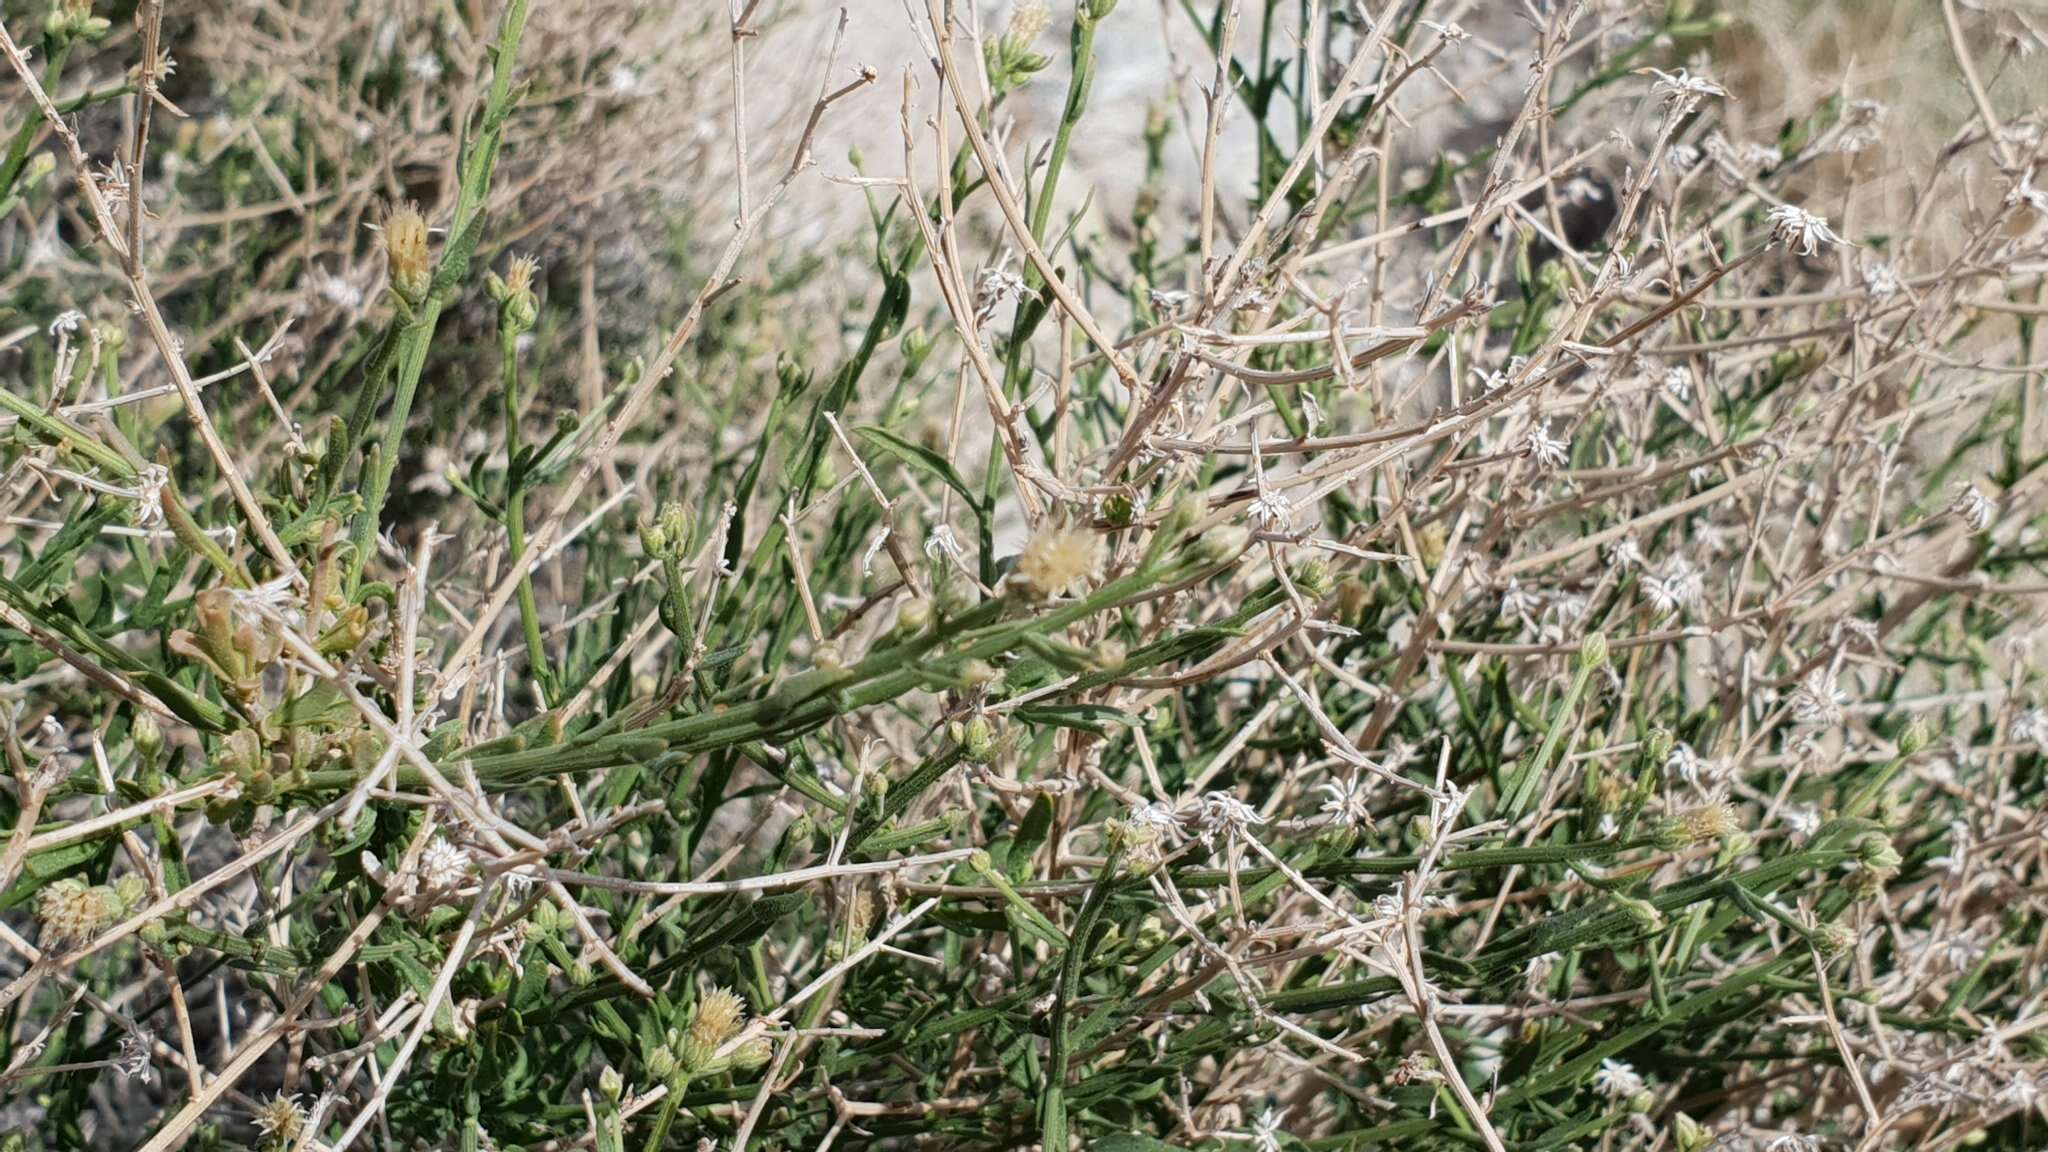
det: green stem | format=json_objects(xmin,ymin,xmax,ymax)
[
  {"xmin": 0, "ymin": 385, "xmax": 135, "ymax": 479},
  {"xmin": 346, "ymin": 0, "xmax": 531, "ymax": 588},
  {"xmin": 639, "ymin": 1078, "xmax": 688, "ymax": 1152},
  {"xmin": 1040, "ymin": 841, "xmax": 1122, "ymax": 1152},
  {"xmin": 1025, "ymin": 3, "xmax": 1102, "ymax": 260},
  {"xmin": 501, "ymin": 328, "xmax": 553, "ymax": 697},
  {"xmin": 0, "ymin": 42, "xmax": 68, "ymax": 203}
]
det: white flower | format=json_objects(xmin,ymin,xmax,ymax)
[
  {"xmin": 1735, "ymin": 141, "xmax": 1784, "ymax": 172},
  {"xmin": 1523, "ymin": 426, "xmax": 1570, "ymax": 469},
  {"xmin": 1950, "ymin": 483, "xmax": 1996, "ymax": 532},
  {"xmin": 1480, "ymin": 355, "xmax": 1529, "ymax": 393},
  {"xmin": 1251, "ymin": 1106, "xmax": 1287, "ymax": 1152},
  {"xmin": 407, "ymin": 52, "xmax": 443, "ymax": 82},
  {"xmin": 924, "ymin": 524, "xmax": 963, "ymax": 560},
  {"xmin": 252, "ymin": 1093, "xmax": 306, "ymax": 1141},
  {"xmin": 1783, "ymin": 803, "xmax": 1821, "ymax": 841},
  {"xmin": 1928, "ymin": 819, "xmax": 1972, "ymax": 875},
  {"xmin": 500, "ymin": 867, "xmax": 536, "ymax": 900},
  {"xmin": 607, "ymin": 63, "xmax": 641, "ymax": 96},
  {"xmin": 1247, "ymin": 491, "xmax": 1293, "ymax": 531},
  {"xmin": 1660, "ymin": 365, "xmax": 1693, "ymax": 401},
  {"xmin": 973, "ymin": 265, "xmax": 1026, "ymax": 318},
  {"xmin": 859, "ymin": 528, "xmax": 889, "ymax": 577},
  {"xmin": 1126, "ymin": 800, "xmax": 1185, "ymax": 844},
  {"xmin": 1148, "ymin": 288, "xmax": 1191, "ymax": 315},
  {"xmin": 1644, "ymin": 67, "xmax": 1727, "ymax": 108},
  {"xmin": 1429, "ymin": 781, "xmax": 1471, "ymax": 838},
  {"xmin": 1997, "ymin": 1072, "xmax": 2042, "ymax": 1110},
  {"xmin": 2008, "ymin": 171, "xmax": 2048, "ymax": 215},
  {"xmin": 1644, "ymin": 557, "xmax": 1704, "ymax": 614},
  {"xmin": 1790, "ymin": 667, "xmax": 1845, "ymax": 726},
  {"xmin": 1317, "ymin": 772, "xmax": 1373, "ymax": 827},
  {"xmin": 1862, "ymin": 262, "xmax": 1901, "ymax": 298},
  {"xmin": 116, "ymin": 1030, "xmax": 154, "ymax": 1083},
  {"xmin": 314, "ymin": 270, "xmax": 364, "ymax": 310},
  {"xmin": 1499, "ymin": 579, "xmax": 1541, "ymax": 621},
  {"xmin": 2011, "ymin": 708, "xmax": 2048, "ymax": 748},
  {"xmin": 1195, "ymin": 791, "xmax": 1266, "ymax": 843},
  {"xmin": 1942, "ymin": 931, "xmax": 1986, "ymax": 972},
  {"xmin": 419, "ymin": 837, "xmax": 473, "ymax": 890},
  {"xmin": 1605, "ymin": 536, "xmax": 1645, "ymax": 570},
  {"xmin": 1767, "ymin": 204, "xmax": 1845, "ymax": 256},
  {"xmin": 1564, "ymin": 173, "xmax": 1607, "ymax": 204},
  {"xmin": 131, "ymin": 464, "xmax": 169, "ymax": 528},
  {"xmin": 1593, "ymin": 1058, "xmax": 1644, "ymax": 1098},
  {"xmin": 48, "ymin": 309, "xmax": 85, "ymax": 336},
  {"xmin": 230, "ymin": 574, "xmax": 302, "ymax": 617},
  {"xmin": 1664, "ymin": 743, "xmax": 1728, "ymax": 791}
]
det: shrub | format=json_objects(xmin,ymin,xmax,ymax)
[{"xmin": 3, "ymin": 1, "xmax": 2048, "ymax": 1149}]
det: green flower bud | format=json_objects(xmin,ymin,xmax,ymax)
[
  {"xmin": 1674, "ymin": 1113, "xmax": 1712, "ymax": 1152},
  {"xmin": 1192, "ymin": 525, "xmax": 1249, "ymax": 564},
  {"xmin": 1855, "ymin": 833, "xmax": 1901, "ymax": 873},
  {"xmin": 645, "ymin": 1044, "xmax": 677, "ymax": 1083},
  {"xmin": 1579, "ymin": 631, "xmax": 1610, "ymax": 671},
  {"xmin": 1846, "ymin": 864, "xmax": 1890, "ymax": 900},
  {"xmin": 1815, "ymin": 921, "xmax": 1858, "ymax": 958},
  {"xmin": 1897, "ymin": 716, "xmax": 1930, "ymax": 756},
  {"xmin": 495, "ymin": 255, "xmax": 541, "ymax": 335},
  {"xmin": 111, "ymin": 874, "xmax": 147, "ymax": 916},
  {"xmin": 960, "ymin": 716, "xmax": 997, "ymax": 763},
  {"xmin": 132, "ymin": 712, "xmax": 163, "ymax": 766},
  {"xmin": 896, "ymin": 596, "xmax": 932, "ymax": 636},
  {"xmin": 1089, "ymin": 638, "xmax": 1127, "ymax": 671},
  {"xmin": 22, "ymin": 152, "xmax": 55, "ymax": 190},
  {"xmin": 1128, "ymin": 916, "xmax": 1165, "ymax": 952},
  {"xmin": 1645, "ymin": 728, "xmax": 1675, "ymax": 769},
  {"xmin": 1294, "ymin": 558, "xmax": 1332, "ymax": 598},
  {"xmin": 1616, "ymin": 894, "xmax": 1665, "ymax": 933},
  {"xmin": 657, "ymin": 502, "xmax": 691, "ymax": 553},
  {"xmin": 730, "ymin": 1035, "xmax": 774, "ymax": 1073},
  {"xmin": 639, "ymin": 520, "xmax": 668, "ymax": 556},
  {"xmin": 316, "ymin": 605, "xmax": 370, "ymax": 657},
  {"xmin": 675, "ymin": 1032, "xmax": 717, "ymax": 1074},
  {"xmin": 598, "ymin": 1065, "xmax": 624, "ymax": 1103},
  {"xmin": 1158, "ymin": 494, "xmax": 1204, "ymax": 542}
]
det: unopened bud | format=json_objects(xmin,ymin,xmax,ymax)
[
  {"xmin": 1897, "ymin": 716, "xmax": 1929, "ymax": 756},
  {"xmin": 1855, "ymin": 833, "xmax": 1901, "ymax": 873},
  {"xmin": 1579, "ymin": 632, "xmax": 1610, "ymax": 671},
  {"xmin": 131, "ymin": 712, "xmax": 163, "ymax": 765},
  {"xmin": 382, "ymin": 203, "xmax": 430, "ymax": 305},
  {"xmin": 1192, "ymin": 525, "xmax": 1249, "ymax": 564},
  {"xmin": 960, "ymin": 716, "xmax": 997, "ymax": 763}
]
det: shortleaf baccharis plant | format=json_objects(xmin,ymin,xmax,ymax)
[{"xmin": 4, "ymin": 1, "xmax": 2048, "ymax": 1150}]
